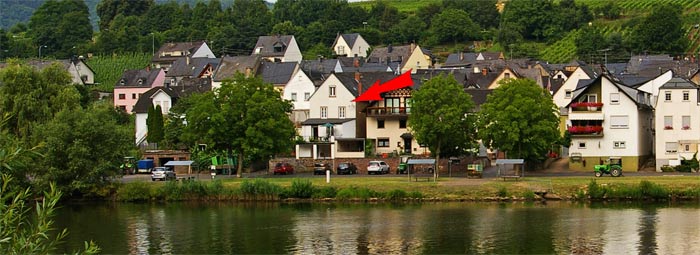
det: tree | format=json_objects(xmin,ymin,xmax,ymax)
[
  {"xmin": 630, "ymin": 4, "xmax": 687, "ymax": 54},
  {"xmin": 430, "ymin": 9, "xmax": 481, "ymax": 44},
  {"xmin": 389, "ymin": 15, "xmax": 427, "ymax": 44},
  {"xmin": 96, "ymin": 0, "xmax": 153, "ymax": 31},
  {"xmin": 500, "ymin": 0, "xmax": 555, "ymax": 41},
  {"xmin": 575, "ymin": 26, "xmax": 607, "ymax": 63},
  {"xmin": 477, "ymin": 79, "xmax": 560, "ymax": 168},
  {"xmin": 32, "ymin": 102, "xmax": 133, "ymax": 195},
  {"xmin": 182, "ymin": 74, "xmax": 295, "ymax": 177},
  {"xmin": 28, "ymin": 0, "xmax": 93, "ymax": 59},
  {"xmin": 228, "ymin": 0, "xmax": 272, "ymax": 52},
  {"xmin": 0, "ymin": 61, "xmax": 73, "ymax": 139},
  {"xmin": 0, "ymin": 175, "xmax": 99, "ymax": 255},
  {"xmin": 410, "ymin": 74, "xmax": 477, "ymax": 180},
  {"xmin": 147, "ymin": 105, "xmax": 164, "ymax": 146}
]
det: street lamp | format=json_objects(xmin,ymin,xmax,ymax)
[{"xmin": 38, "ymin": 45, "xmax": 47, "ymax": 60}]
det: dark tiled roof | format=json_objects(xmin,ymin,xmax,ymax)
[
  {"xmin": 132, "ymin": 78, "xmax": 211, "ymax": 114},
  {"xmin": 342, "ymin": 33, "xmax": 360, "ymax": 48},
  {"xmin": 465, "ymin": 71, "xmax": 500, "ymax": 89},
  {"xmin": 252, "ymin": 35, "xmax": 294, "ymax": 57},
  {"xmin": 259, "ymin": 61, "xmax": 297, "ymax": 85},
  {"xmin": 660, "ymin": 77, "xmax": 697, "ymax": 89},
  {"xmin": 464, "ymin": 89, "xmax": 492, "ymax": 107},
  {"xmin": 575, "ymin": 79, "xmax": 595, "ymax": 90},
  {"xmin": 444, "ymin": 52, "xmax": 478, "ymax": 67},
  {"xmin": 549, "ymin": 77, "xmax": 565, "ymax": 94},
  {"xmin": 166, "ymin": 57, "xmax": 220, "ymax": 78},
  {"xmin": 368, "ymin": 45, "xmax": 412, "ymax": 63},
  {"xmin": 412, "ymin": 69, "xmax": 468, "ymax": 90},
  {"xmin": 213, "ymin": 55, "xmax": 261, "ymax": 82},
  {"xmin": 333, "ymin": 72, "xmax": 396, "ymax": 97},
  {"xmin": 152, "ymin": 41, "xmax": 205, "ymax": 63},
  {"xmin": 115, "ymin": 69, "xmax": 162, "ymax": 87}
]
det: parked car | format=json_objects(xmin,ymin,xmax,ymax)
[
  {"xmin": 367, "ymin": 161, "xmax": 389, "ymax": 175},
  {"xmin": 337, "ymin": 162, "xmax": 358, "ymax": 175},
  {"xmin": 151, "ymin": 167, "xmax": 176, "ymax": 181},
  {"xmin": 274, "ymin": 162, "xmax": 295, "ymax": 175},
  {"xmin": 313, "ymin": 163, "xmax": 331, "ymax": 175}
]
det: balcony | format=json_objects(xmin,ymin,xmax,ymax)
[
  {"xmin": 366, "ymin": 106, "xmax": 410, "ymax": 117},
  {"xmin": 568, "ymin": 125, "xmax": 604, "ymax": 137},
  {"xmin": 570, "ymin": 102, "xmax": 603, "ymax": 112}
]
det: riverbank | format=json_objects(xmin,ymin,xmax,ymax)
[{"xmin": 106, "ymin": 176, "xmax": 700, "ymax": 202}]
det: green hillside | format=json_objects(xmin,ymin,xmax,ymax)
[{"xmin": 86, "ymin": 53, "xmax": 151, "ymax": 92}]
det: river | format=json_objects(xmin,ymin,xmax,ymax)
[{"xmin": 54, "ymin": 202, "xmax": 700, "ymax": 254}]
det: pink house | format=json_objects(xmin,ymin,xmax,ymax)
[{"xmin": 113, "ymin": 68, "xmax": 165, "ymax": 113}]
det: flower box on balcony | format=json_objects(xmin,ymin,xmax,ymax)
[
  {"xmin": 567, "ymin": 125, "xmax": 604, "ymax": 134},
  {"xmin": 570, "ymin": 102, "xmax": 603, "ymax": 111},
  {"xmin": 664, "ymin": 126, "xmax": 673, "ymax": 130},
  {"xmin": 682, "ymin": 125, "xmax": 690, "ymax": 130}
]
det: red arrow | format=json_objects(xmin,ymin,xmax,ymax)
[{"xmin": 353, "ymin": 70, "xmax": 414, "ymax": 102}]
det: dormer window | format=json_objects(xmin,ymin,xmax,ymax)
[
  {"xmin": 254, "ymin": 47, "xmax": 262, "ymax": 54},
  {"xmin": 138, "ymin": 79, "xmax": 144, "ymax": 85},
  {"xmin": 119, "ymin": 79, "xmax": 125, "ymax": 85},
  {"xmin": 273, "ymin": 44, "xmax": 285, "ymax": 53}
]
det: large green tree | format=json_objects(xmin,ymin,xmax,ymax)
[
  {"xmin": 630, "ymin": 4, "xmax": 687, "ymax": 54},
  {"xmin": 146, "ymin": 105, "xmax": 164, "ymax": 146},
  {"xmin": 96, "ymin": 0, "xmax": 153, "ymax": 31},
  {"xmin": 430, "ymin": 9, "xmax": 481, "ymax": 44},
  {"xmin": 477, "ymin": 79, "xmax": 560, "ymax": 167},
  {"xmin": 182, "ymin": 74, "xmax": 295, "ymax": 177},
  {"xmin": 0, "ymin": 61, "xmax": 74, "ymax": 139},
  {"xmin": 28, "ymin": 0, "xmax": 93, "ymax": 59},
  {"xmin": 32, "ymin": 102, "xmax": 133, "ymax": 195},
  {"xmin": 410, "ymin": 74, "xmax": 477, "ymax": 179}
]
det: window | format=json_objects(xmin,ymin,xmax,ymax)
[
  {"xmin": 320, "ymin": 106, "xmax": 328, "ymax": 118},
  {"xmin": 565, "ymin": 90, "xmax": 572, "ymax": 99},
  {"xmin": 399, "ymin": 119, "xmax": 407, "ymax": 129},
  {"xmin": 405, "ymin": 98, "xmax": 412, "ymax": 113},
  {"xmin": 118, "ymin": 94, "xmax": 126, "ymax": 100},
  {"xmin": 378, "ymin": 138, "xmax": 390, "ymax": 147},
  {"xmin": 578, "ymin": 142, "xmax": 586, "ymax": 149},
  {"xmin": 686, "ymin": 144, "xmax": 691, "ymax": 152},
  {"xmin": 119, "ymin": 79, "xmax": 125, "ymax": 85},
  {"xmin": 339, "ymin": 106, "xmax": 346, "ymax": 118},
  {"xmin": 504, "ymin": 73, "xmax": 511, "ymax": 79},
  {"xmin": 683, "ymin": 116, "xmax": 690, "ymax": 130},
  {"xmin": 337, "ymin": 46, "xmax": 345, "ymax": 55},
  {"xmin": 385, "ymin": 98, "xmax": 400, "ymax": 113},
  {"xmin": 377, "ymin": 119, "xmax": 385, "ymax": 129},
  {"xmin": 614, "ymin": 141, "xmax": 626, "ymax": 149},
  {"xmin": 291, "ymin": 93, "xmax": 297, "ymax": 102},
  {"xmin": 118, "ymin": 106, "xmax": 126, "ymax": 111},
  {"xmin": 683, "ymin": 91, "xmax": 690, "ymax": 101},
  {"xmin": 557, "ymin": 74, "xmax": 563, "ymax": 79},
  {"xmin": 138, "ymin": 79, "xmax": 143, "ymax": 85},
  {"xmin": 665, "ymin": 142, "xmax": 678, "ymax": 153},
  {"xmin": 170, "ymin": 78, "xmax": 175, "ymax": 85},
  {"xmin": 585, "ymin": 94, "xmax": 597, "ymax": 103},
  {"xmin": 610, "ymin": 93, "xmax": 620, "ymax": 104},
  {"xmin": 304, "ymin": 92, "xmax": 310, "ymax": 101},
  {"xmin": 329, "ymin": 86, "xmax": 336, "ymax": 97},
  {"xmin": 610, "ymin": 115, "xmax": 629, "ymax": 129},
  {"xmin": 132, "ymin": 93, "xmax": 137, "ymax": 99},
  {"xmin": 664, "ymin": 116, "xmax": 673, "ymax": 129},
  {"xmin": 665, "ymin": 91, "xmax": 671, "ymax": 101}
]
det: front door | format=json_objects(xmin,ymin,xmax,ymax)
[{"xmin": 403, "ymin": 137, "xmax": 412, "ymax": 154}]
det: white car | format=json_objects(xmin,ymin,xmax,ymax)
[
  {"xmin": 367, "ymin": 161, "xmax": 389, "ymax": 175},
  {"xmin": 151, "ymin": 167, "xmax": 176, "ymax": 181}
]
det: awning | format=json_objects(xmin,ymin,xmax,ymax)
[
  {"xmin": 301, "ymin": 118, "xmax": 354, "ymax": 125},
  {"xmin": 568, "ymin": 113, "xmax": 604, "ymax": 120},
  {"xmin": 164, "ymin": 160, "xmax": 194, "ymax": 166},
  {"xmin": 407, "ymin": 159, "xmax": 435, "ymax": 165},
  {"xmin": 495, "ymin": 159, "xmax": 524, "ymax": 164}
]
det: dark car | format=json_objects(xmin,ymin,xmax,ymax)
[
  {"xmin": 313, "ymin": 163, "xmax": 331, "ymax": 175},
  {"xmin": 274, "ymin": 163, "xmax": 294, "ymax": 175},
  {"xmin": 336, "ymin": 162, "xmax": 357, "ymax": 175}
]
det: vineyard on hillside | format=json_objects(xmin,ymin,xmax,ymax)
[
  {"xmin": 539, "ymin": 31, "xmax": 578, "ymax": 64},
  {"xmin": 86, "ymin": 53, "xmax": 151, "ymax": 92}
]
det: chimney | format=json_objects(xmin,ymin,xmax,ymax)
[
  {"xmin": 355, "ymin": 72, "xmax": 362, "ymax": 94},
  {"xmin": 353, "ymin": 57, "xmax": 360, "ymax": 68},
  {"xmin": 482, "ymin": 68, "xmax": 488, "ymax": 76},
  {"xmin": 410, "ymin": 42, "xmax": 416, "ymax": 53},
  {"xmin": 146, "ymin": 65, "xmax": 150, "ymax": 72}
]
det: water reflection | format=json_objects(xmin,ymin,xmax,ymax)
[{"xmin": 54, "ymin": 202, "xmax": 700, "ymax": 254}]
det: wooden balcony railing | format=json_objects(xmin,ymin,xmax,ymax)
[{"xmin": 366, "ymin": 106, "xmax": 410, "ymax": 116}]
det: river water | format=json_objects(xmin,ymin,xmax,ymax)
[{"xmin": 54, "ymin": 202, "xmax": 700, "ymax": 254}]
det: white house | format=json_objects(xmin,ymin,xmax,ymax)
[
  {"xmin": 296, "ymin": 72, "xmax": 366, "ymax": 159},
  {"xmin": 252, "ymin": 35, "xmax": 302, "ymax": 63},
  {"xmin": 634, "ymin": 70, "xmax": 674, "ymax": 105},
  {"xmin": 654, "ymin": 77, "xmax": 700, "ymax": 171},
  {"xmin": 282, "ymin": 68, "xmax": 316, "ymax": 129},
  {"xmin": 332, "ymin": 33, "xmax": 370, "ymax": 58},
  {"xmin": 567, "ymin": 74, "xmax": 654, "ymax": 171}
]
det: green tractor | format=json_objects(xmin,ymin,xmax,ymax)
[{"xmin": 594, "ymin": 157, "xmax": 623, "ymax": 177}]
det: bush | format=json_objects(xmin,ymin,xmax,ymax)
[
  {"xmin": 287, "ymin": 179, "xmax": 314, "ymax": 198},
  {"xmin": 407, "ymin": 191, "xmax": 423, "ymax": 199},
  {"xmin": 336, "ymin": 187, "xmax": 376, "ymax": 201},
  {"xmin": 312, "ymin": 186, "xmax": 337, "ymax": 199},
  {"xmin": 639, "ymin": 180, "xmax": 668, "ymax": 199},
  {"xmin": 385, "ymin": 189, "xmax": 408, "ymax": 201},
  {"xmin": 674, "ymin": 164, "xmax": 692, "ymax": 172},
  {"xmin": 239, "ymin": 179, "xmax": 282, "ymax": 200},
  {"xmin": 587, "ymin": 180, "xmax": 607, "ymax": 199},
  {"xmin": 117, "ymin": 182, "xmax": 153, "ymax": 201},
  {"xmin": 496, "ymin": 186, "xmax": 509, "ymax": 197},
  {"xmin": 522, "ymin": 190, "xmax": 536, "ymax": 200}
]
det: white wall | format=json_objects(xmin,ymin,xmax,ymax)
[
  {"xmin": 283, "ymin": 69, "xmax": 315, "ymax": 111},
  {"xmin": 308, "ymin": 74, "xmax": 356, "ymax": 119},
  {"xmin": 192, "ymin": 42, "xmax": 216, "ymax": 58},
  {"xmin": 552, "ymin": 67, "xmax": 591, "ymax": 109},
  {"xmin": 135, "ymin": 113, "xmax": 148, "ymax": 144},
  {"xmin": 637, "ymin": 70, "xmax": 673, "ymax": 106},
  {"xmin": 655, "ymin": 87, "xmax": 700, "ymax": 170}
]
